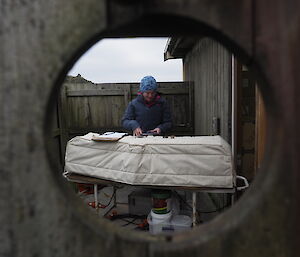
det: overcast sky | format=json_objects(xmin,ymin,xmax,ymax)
[{"xmin": 68, "ymin": 38, "xmax": 183, "ymax": 83}]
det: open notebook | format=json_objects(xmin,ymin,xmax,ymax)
[{"xmin": 82, "ymin": 132, "xmax": 128, "ymax": 141}]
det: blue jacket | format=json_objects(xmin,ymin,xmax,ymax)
[{"xmin": 122, "ymin": 94, "xmax": 172, "ymax": 133}]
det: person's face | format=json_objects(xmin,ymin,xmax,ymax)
[{"xmin": 142, "ymin": 90, "xmax": 156, "ymax": 102}]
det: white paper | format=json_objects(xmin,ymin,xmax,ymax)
[
  {"xmin": 96, "ymin": 132, "xmax": 127, "ymax": 139},
  {"xmin": 80, "ymin": 132, "xmax": 100, "ymax": 140}
]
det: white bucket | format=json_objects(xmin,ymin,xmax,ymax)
[
  {"xmin": 147, "ymin": 210, "xmax": 172, "ymax": 234},
  {"xmin": 151, "ymin": 209, "xmax": 172, "ymax": 222}
]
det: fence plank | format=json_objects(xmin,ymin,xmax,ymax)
[{"xmin": 124, "ymin": 84, "xmax": 131, "ymax": 106}]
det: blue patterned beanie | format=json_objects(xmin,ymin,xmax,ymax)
[{"xmin": 139, "ymin": 76, "xmax": 157, "ymax": 92}]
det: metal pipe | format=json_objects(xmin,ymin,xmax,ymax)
[
  {"xmin": 94, "ymin": 184, "xmax": 98, "ymax": 212},
  {"xmin": 192, "ymin": 192, "xmax": 197, "ymax": 227}
]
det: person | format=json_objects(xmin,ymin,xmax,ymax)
[{"xmin": 122, "ymin": 76, "xmax": 172, "ymax": 136}]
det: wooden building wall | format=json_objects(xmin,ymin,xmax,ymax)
[
  {"xmin": 235, "ymin": 66, "xmax": 257, "ymax": 181},
  {"xmin": 181, "ymin": 38, "xmax": 233, "ymax": 214},
  {"xmin": 183, "ymin": 38, "xmax": 232, "ymax": 142}
]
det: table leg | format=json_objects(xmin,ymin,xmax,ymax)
[
  {"xmin": 231, "ymin": 189, "xmax": 237, "ymax": 206},
  {"xmin": 94, "ymin": 184, "xmax": 98, "ymax": 213},
  {"xmin": 192, "ymin": 192, "xmax": 197, "ymax": 227}
]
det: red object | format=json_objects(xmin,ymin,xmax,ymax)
[
  {"xmin": 88, "ymin": 201, "xmax": 109, "ymax": 209},
  {"xmin": 77, "ymin": 183, "xmax": 106, "ymax": 194},
  {"xmin": 77, "ymin": 183, "xmax": 94, "ymax": 194},
  {"xmin": 88, "ymin": 201, "xmax": 98, "ymax": 208},
  {"xmin": 137, "ymin": 219, "xmax": 148, "ymax": 228},
  {"xmin": 106, "ymin": 210, "xmax": 118, "ymax": 219}
]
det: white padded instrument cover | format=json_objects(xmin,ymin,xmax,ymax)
[{"xmin": 64, "ymin": 134, "xmax": 234, "ymax": 188}]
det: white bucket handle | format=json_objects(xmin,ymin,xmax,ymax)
[{"xmin": 236, "ymin": 176, "xmax": 249, "ymax": 191}]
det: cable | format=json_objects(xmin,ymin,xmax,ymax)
[
  {"xmin": 121, "ymin": 218, "xmax": 139, "ymax": 227},
  {"xmin": 101, "ymin": 189, "xmax": 116, "ymax": 207}
]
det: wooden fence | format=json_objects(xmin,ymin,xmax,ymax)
[{"xmin": 52, "ymin": 76, "xmax": 194, "ymax": 163}]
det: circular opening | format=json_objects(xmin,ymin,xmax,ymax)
[{"xmin": 45, "ymin": 14, "xmax": 276, "ymax": 247}]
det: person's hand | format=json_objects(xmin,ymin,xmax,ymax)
[
  {"xmin": 150, "ymin": 128, "xmax": 161, "ymax": 134},
  {"xmin": 133, "ymin": 127, "xmax": 143, "ymax": 136}
]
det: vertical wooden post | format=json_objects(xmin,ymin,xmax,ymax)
[
  {"xmin": 231, "ymin": 56, "xmax": 238, "ymax": 167},
  {"xmin": 57, "ymin": 83, "xmax": 69, "ymax": 165},
  {"xmin": 188, "ymin": 81, "xmax": 194, "ymax": 133},
  {"xmin": 255, "ymin": 85, "xmax": 267, "ymax": 173},
  {"xmin": 192, "ymin": 192, "xmax": 197, "ymax": 227},
  {"xmin": 235, "ymin": 61, "xmax": 243, "ymax": 173},
  {"xmin": 124, "ymin": 84, "xmax": 131, "ymax": 107}
]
